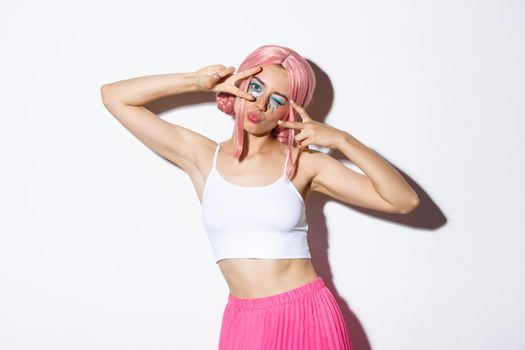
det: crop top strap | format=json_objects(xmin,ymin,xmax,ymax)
[{"xmin": 212, "ymin": 143, "xmax": 221, "ymax": 170}]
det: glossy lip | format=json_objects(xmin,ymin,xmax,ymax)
[{"xmin": 247, "ymin": 112, "xmax": 261, "ymax": 123}]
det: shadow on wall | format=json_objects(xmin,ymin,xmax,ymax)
[
  {"xmin": 306, "ymin": 60, "xmax": 447, "ymax": 350},
  {"xmin": 145, "ymin": 60, "xmax": 447, "ymax": 350}
]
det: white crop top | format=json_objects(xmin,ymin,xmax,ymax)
[{"xmin": 201, "ymin": 142, "xmax": 311, "ymax": 263}]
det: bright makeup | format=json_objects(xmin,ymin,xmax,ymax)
[{"xmin": 248, "ymin": 78, "xmax": 286, "ymax": 113}]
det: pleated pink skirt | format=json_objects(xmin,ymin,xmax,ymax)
[{"xmin": 218, "ymin": 276, "xmax": 353, "ymax": 350}]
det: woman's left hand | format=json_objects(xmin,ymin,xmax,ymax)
[{"xmin": 277, "ymin": 100, "xmax": 347, "ymax": 149}]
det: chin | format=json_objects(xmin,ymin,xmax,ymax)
[
  {"xmin": 244, "ymin": 123, "xmax": 274, "ymax": 136},
  {"xmin": 244, "ymin": 125, "xmax": 267, "ymax": 134}
]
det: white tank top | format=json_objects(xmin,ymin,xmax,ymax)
[{"xmin": 201, "ymin": 142, "xmax": 311, "ymax": 263}]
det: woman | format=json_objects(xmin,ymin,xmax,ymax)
[{"xmin": 101, "ymin": 44, "xmax": 420, "ymax": 349}]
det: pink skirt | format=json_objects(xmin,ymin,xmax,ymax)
[{"xmin": 218, "ymin": 276, "xmax": 353, "ymax": 350}]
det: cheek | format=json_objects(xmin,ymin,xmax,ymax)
[
  {"xmin": 268, "ymin": 112, "xmax": 286, "ymax": 125},
  {"xmin": 276, "ymin": 106, "xmax": 288, "ymax": 120}
]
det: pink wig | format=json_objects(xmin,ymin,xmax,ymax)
[{"xmin": 215, "ymin": 44, "xmax": 316, "ymax": 180}]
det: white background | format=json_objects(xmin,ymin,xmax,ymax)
[{"xmin": 1, "ymin": 0, "xmax": 524, "ymax": 349}]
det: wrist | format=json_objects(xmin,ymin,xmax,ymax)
[
  {"xmin": 334, "ymin": 131, "xmax": 361, "ymax": 149},
  {"xmin": 182, "ymin": 71, "xmax": 203, "ymax": 92},
  {"xmin": 333, "ymin": 131, "xmax": 349, "ymax": 149}
]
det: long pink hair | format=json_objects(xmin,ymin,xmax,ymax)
[{"xmin": 215, "ymin": 44, "xmax": 316, "ymax": 180}]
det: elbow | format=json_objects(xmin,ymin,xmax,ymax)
[
  {"xmin": 397, "ymin": 195, "xmax": 420, "ymax": 214},
  {"xmin": 100, "ymin": 84, "xmax": 114, "ymax": 106}
]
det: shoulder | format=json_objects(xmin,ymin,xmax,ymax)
[
  {"xmin": 288, "ymin": 146, "xmax": 326, "ymax": 187},
  {"xmin": 191, "ymin": 138, "xmax": 219, "ymax": 178},
  {"xmin": 296, "ymin": 146, "xmax": 328, "ymax": 171},
  {"xmin": 282, "ymin": 146, "xmax": 334, "ymax": 201},
  {"xmin": 294, "ymin": 146, "xmax": 327, "ymax": 168},
  {"xmin": 294, "ymin": 147, "xmax": 340, "ymax": 188}
]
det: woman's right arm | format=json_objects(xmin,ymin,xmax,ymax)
[
  {"xmin": 100, "ymin": 71, "xmax": 212, "ymax": 174},
  {"xmin": 100, "ymin": 65, "xmax": 259, "ymax": 174}
]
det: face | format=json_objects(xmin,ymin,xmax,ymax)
[{"xmin": 236, "ymin": 64, "xmax": 290, "ymax": 132}]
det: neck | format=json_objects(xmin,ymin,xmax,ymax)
[{"xmin": 229, "ymin": 128, "xmax": 280, "ymax": 157}]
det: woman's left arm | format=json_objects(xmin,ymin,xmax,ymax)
[{"xmin": 278, "ymin": 101, "xmax": 420, "ymax": 214}]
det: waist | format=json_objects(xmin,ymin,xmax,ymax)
[{"xmin": 218, "ymin": 258, "xmax": 319, "ymax": 299}]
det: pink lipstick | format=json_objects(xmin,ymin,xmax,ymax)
[{"xmin": 247, "ymin": 112, "xmax": 261, "ymax": 123}]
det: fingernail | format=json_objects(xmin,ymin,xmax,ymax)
[
  {"xmin": 290, "ymin": 99, "xmax": 295, "ymax": 104},
  {"xmin": 277, "ymin": 120, "xmax": 282, "ymax": 124}
]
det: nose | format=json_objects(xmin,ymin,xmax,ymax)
[{"xmin": 254, "ymin": 94, "xmax": 270, "ymax": 112}]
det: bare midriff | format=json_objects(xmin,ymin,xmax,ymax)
[{"xmin": 217, "ymin": 258, "xmax": 319, "ymax": 299}]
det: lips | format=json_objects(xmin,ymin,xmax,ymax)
[{"xmin": 247, "ymin": 112, "xmax": 261, "ymax": 123}]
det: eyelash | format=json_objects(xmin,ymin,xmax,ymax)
[{"xmin": 249, "ymin": 82, "xmax": 285, "ymax": 107}]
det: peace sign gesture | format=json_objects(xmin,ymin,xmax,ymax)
[
  {"xmin": 277, "ymin": 100, "xmax": 347, "ymax": 149},
  {"xmin": 193, "ymin": 64, "xmax": 262, "ymax": 101}
]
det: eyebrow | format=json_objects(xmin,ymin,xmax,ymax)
[{"xmin": 252, "ymin": 77, "xmax": 289, "ymax": 101}]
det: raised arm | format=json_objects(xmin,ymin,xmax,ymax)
[
  {"xmin": 100, "ymin": 71, "xmax": 212, "ymax": 174},
  {"xmin": 100, "ymin": 65, "xmax": 261, "ymax": 174},
  {"xmin": 278, "ymin": 101, "xmax": 420, "ymax": 214}
]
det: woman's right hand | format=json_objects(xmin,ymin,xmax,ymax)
[{"xmin": 193, "ymin": 64, "xmax": 262, "ymax": 100}]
